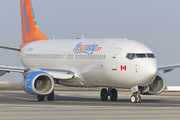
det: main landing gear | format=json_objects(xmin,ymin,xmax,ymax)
[
  {"xmin": 100, "ymin": 88, "xmax": 118, "ymax": 101},
  {"xmin": 37, "ymin": 91, "xmax": 54, "ymax": 101}
]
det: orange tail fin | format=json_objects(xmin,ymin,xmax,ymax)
[{"xmin": 20, "ymin": 0, "xmax": 48, "ymax": 44}]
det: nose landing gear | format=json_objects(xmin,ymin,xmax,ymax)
[
  {"xmin": 130, "ymin": 93, "xmax": 141, "ymax": 103},
  {"xmin": 130, "ymin": 86, "xmax": 141, "ymax": 103}
]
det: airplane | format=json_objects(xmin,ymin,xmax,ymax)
[{"xmin": 0, "ymin": 0, "xmax": 179, "ymax": 103}]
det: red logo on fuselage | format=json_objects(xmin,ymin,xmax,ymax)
[{"xmin": 121, "ymin": 65, "xmax": 126, "ymax": 71}]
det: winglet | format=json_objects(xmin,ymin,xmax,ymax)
[{"xmin": 20, "ymin": 0, "xmax": 48, "ymax": 45}]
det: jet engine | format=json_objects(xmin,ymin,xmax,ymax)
[
  {"xmin": 140, "ymin": 73, "xmax": 166, "ymax": 95},
  {"xmin": 22, "ymin": 71, "xmax": 54, "ymax": 95}
]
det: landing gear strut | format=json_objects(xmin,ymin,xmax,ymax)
[
  {"xmin": 100, "ymin": 88, "xmax": 118, "ymax": 101},
  {"xmin": 130, "ymin": 86, "xmax": 141, "ymax": 103}
]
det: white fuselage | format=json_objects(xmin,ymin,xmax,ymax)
[{"xmin": 20, "ymin": 38, "xmax": 157, "ymax": 88}]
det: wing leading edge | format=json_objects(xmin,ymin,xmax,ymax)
[
  {"xmin": 158, "ymin": 64, "xmax": 180, "ymax": 73},
  {"xmin": 0, "ymin": 65, "xmax": 74, "ymax": 80},
  {"xmin": 0, "ymin": 65, "xmax": 27, "ymax": 73}
]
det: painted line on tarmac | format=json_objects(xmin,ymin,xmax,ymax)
[
  {"xmin": 0, "ymin": 116, "xmax": 82, "ymax": 119},
  {"xmin": 50, "ymin": 100, "xmax": 155, "ymax": 105},
  {"xmin": 25, "ymin": 116, "xmax": 82, "ymax": 119},
  {"xmin": 1, "ymin": 115, "xmax": 180, "ymax": 119},
  {"xmin": 2, "ymin": 94, "xmax": 180, "ymax": 107},
  {"xmin": 0, "ymin": 117, "xmax": 15, "ymax": 119},
  {"xmin": 9, "ymin": 96, "xmax": 35, "ymax": 101},
  {"xmin": 0, "ymin": 95, "xmax": 35, "ymax": 101},
  {"xmin": 50, "ymin": 100, "xmax": 180, "ymax": 106}
]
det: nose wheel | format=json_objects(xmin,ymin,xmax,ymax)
[
  {"xmin": 130, "ymin": 86, "xmax": 142, "ymax": 103},
  {"xmin": 131, "ymin": 93, "xmax": 141, "ymax": 103}
]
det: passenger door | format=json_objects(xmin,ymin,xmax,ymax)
[{"xmin": 111, "ymin": 48, "xmax": 121, "ymax": 70}]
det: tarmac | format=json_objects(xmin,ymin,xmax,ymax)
[{"xmin": 0, "ymin": 86, "xmax": 180, "ymax": 120}]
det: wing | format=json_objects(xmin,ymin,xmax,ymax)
[
  {"xmin": 0, "ymin": 65, "xmax": 28, "ymax": 73},
  {"xmin": 0, "ymin": 65, "xmax": 74, "ymax": 80},
  {"xmin": 41, "ymin": 68, "xmax": 74, "ymax": 80},
  {"xmin": 0, "ymin": 46, "xmax": 20, "ymax": 51},
  {"xmin": 158, "ymin": 64, "xmax": 180, "ymax": 73}
]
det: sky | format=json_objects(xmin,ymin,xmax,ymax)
[{"xmin": 0, "ymin": 0, "xmax": 180, "ymax": 86}]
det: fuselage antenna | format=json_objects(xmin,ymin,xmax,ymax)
[{"xmin": 82, "ymin": 34, "xmax": 85, "ymax": 40}]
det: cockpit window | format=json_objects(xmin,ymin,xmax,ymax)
[
  {"xmin": 126, "ymin": 53, "xmax": 131, "ymax": 59},
  {"xmin": 126, "ymin": 53, "xmax": 135, "ymax": 60},
  {"xmin": 147, "ymin": 53, "xmax": 155, "ymax": 58},
  {"xmin": 126, "ymin": 53, "xmax": 155, "ymax": 60},
  {"xmin": 135, "ymin": 54, "xmax": 146, "ymax": 58}
]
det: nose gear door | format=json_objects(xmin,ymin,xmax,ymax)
[{"xmin": 111, "ymin": 48, "xmax": 121, "ymax": 70}]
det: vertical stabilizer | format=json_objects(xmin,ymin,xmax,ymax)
[{"xmin": 20, "ymin": 0, "xmax": 48, "ymax": 44}]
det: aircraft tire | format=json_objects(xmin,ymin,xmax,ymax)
[
  {"xmin": 101, "ymin": 88, "xmax": 108, "ymax": 101},
  {"xmin": 131, "ymin": 94, "xmax": 141, "ymax": 103},
  {"xmin": 137, "ymin": 95, "xmax": 141, "ymax": 103},
  {"xmin": 130, "ymin": 95, "xmax": 137, "ymax": 103},
  {"xmin": 47, "ymin": 91, "xmax": 54, "ymax": 101},
  {"xmin": 37, "ymin": 95, "xmax": 45, "ymax": 101},
  {"xmin": 110, "ymin": 89, "xmax": 117, "ymax": 101}
]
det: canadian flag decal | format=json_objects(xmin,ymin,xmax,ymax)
[{"xmin": 121, "ymin": 65, "xmax": 126, "ymax": 71}]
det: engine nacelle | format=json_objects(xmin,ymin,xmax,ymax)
[
  {"xmin": 140, "ymin": 73, "xmax": 166, "ymax": 95},
  {"xmin": 22, "ymin": 71, "xmax": 54, "ymax": 95}
]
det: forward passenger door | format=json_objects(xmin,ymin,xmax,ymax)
[{"xmin": 111, "ymin": 48, "xmax": 121, "ymax": 70}]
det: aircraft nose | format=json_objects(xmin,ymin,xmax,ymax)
[{"xmin": 139, "ymin": 60, "xmax": 157, "ymax": 86}]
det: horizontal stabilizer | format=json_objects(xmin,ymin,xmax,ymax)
[{"xmin": 0, "ymin": 46, "xmax": 20, "ymax": 51}]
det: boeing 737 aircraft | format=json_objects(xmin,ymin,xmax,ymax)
[{"xmin": 0, "ymin": 0, "xmax": 179, "ymax": 103}]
